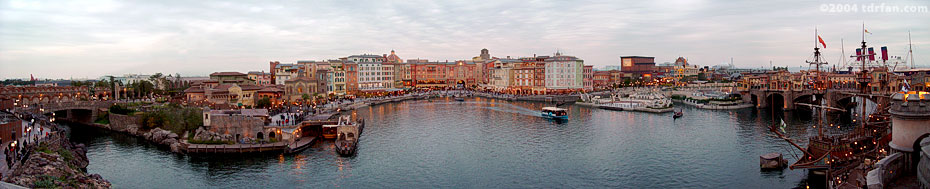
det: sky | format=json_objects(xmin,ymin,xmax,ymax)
[{"xmin": 1, "ymin": 0, "xmax": 928, "ymax": 79}]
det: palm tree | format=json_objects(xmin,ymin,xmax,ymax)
[{"xmin": 149, "ymin": 73, "xmax": 164, "ymax": 94}]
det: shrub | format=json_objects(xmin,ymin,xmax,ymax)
[
  {"xmin": 33, "ymin": 175, "xmax": 59, "ymax": 188},
  {"xmin": 108, "ymin": 104, "xmax": 136, "ymax": 115}
]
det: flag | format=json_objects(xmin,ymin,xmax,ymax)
[
  {"xmin": 868, "ymin": 47, "xmax": 876, "ymax": 61},
  {"xmin": 818, "ymin": 35, "xmax": 827, "ymax": 48},
  {"xmin": 30, "ymin": 74, "xmax": 34, "ymax": 81},
  {"xmin": 780, "ymin": 119, "xmax": 787, "ymax": 133},
  {"xmin": 865, "ymin": 28, "xmax": 872, "ymax": 34}
]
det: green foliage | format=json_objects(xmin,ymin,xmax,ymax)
[
  {"xmin": 108, "ymin": 104, "xmax": 136, "ymax": 115},
  {"xmin": 301, "ymin": 93, "xmax": 311, "ymax": 101},
  {"xmin": 256, "ymin": 97, "xmax": 272, "ymax": 108},
  {"xmin": 57, "ymin": 149, "xmax": 73, "ymax": 162},
  {"xmin": 94, "ymin": 112, "xmax": 110, "ymax": 124},
  {"xmin": 33, "ymin": 175, "xmax": 59, "ymax": 189},
  {"xmin": 139, "ymin": 106, "xmax": 203, "ymax": 134},
  {"xmin": 37, "ymin": 142, "xmax": 53, "ymax": 154}
]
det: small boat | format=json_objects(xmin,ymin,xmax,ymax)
[
  {"xmin": 454, "ymin": 96, "xmax": 465, "ymax": 101},
  {"xmin": 673, "ymin": 110, "xmax": 683, "ymax": 118},
  {"xmin": 541, "ymin": 107, "xmax": 568, "ymax": 120},
  {"xmin": 332, "ymin": 116, "xmax": 364, "ymax": 157}
]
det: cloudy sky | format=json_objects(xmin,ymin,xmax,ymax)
[{"xmin": 1, "ymin": 0, "xmax": 928, "ymax": 79}]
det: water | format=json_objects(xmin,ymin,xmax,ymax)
[{"xmin": 65, "ymin": 97, "xmax": 856, "ymax": 188}]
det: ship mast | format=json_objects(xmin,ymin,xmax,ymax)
[
  {"xmin": 853, "ymin": 23, "xmax": 872, "ymax": 128},
  {"xmin": 909, "ymin": 30, "xmax": 915, "ymax": 69}
]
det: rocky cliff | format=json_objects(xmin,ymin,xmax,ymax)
[{"xmin": 2, "ymin": 133, "xmax": 111, "ymax": 188}]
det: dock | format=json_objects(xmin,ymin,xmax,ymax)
[
  {"xmin": 286, "ymin": 137, "xmax": 317, "ymax": 154},
  {"xmin": 185, "ymin": 142, "xmax": 287, "ymax": 153}
]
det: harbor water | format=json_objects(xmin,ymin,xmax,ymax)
[{"xmin": 65, "ymin": 97, "xmax": 854, "ymax": 188}]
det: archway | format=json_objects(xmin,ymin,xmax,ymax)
[
  {"xmin": 766, "ymin": 93, "xmax": 785, "ymax": 111},
  {"xmin": 257, "ymin": 132, "xmax": 264, "ymax": 140},
  {"xmin": 750, "ymin": 94, "xmax": 759, "ymax": 107},
  {"xmin": 269, "ymin": 132, "xmax": 275, "ymax": 139},
  {"xmin": 456, "ymin": 80, "xmax": 466, "ymax": 89},
  {"xmin": 913, "ymin": 133, "xmax": 930, "ymax": 172}
]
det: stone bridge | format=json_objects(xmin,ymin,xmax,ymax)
[
  {"xmin": 13, "ymin": 101, "xmax": 115, "ymax": 124},
  {"xmin": 741, "ymin": 89, "xmax": 885, "ymax": 111}
]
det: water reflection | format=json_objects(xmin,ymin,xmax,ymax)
[{"xmin": 61, "ymin": 97, "xmax": 861, "ymax": 188}]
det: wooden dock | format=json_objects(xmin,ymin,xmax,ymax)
[
  {"xmin": 183, "ymin": 136, "xmax": 318, "ymax": 154},
  {"xmin": 185, "ymin": 143, "xmax": 287, "ymax": 154},
  {"xmin": 286, "ymin": 137, "xmax": 316, "ymax": 154}
]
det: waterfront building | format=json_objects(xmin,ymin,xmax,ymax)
[
  {"xmin": 896, "ymin": 68, "xmax": 930, "ymax": 91},
  {"xmin": 593, "ymin": 70, "xmax": 611, "ymax": 89},
  {"xmin": 344, "ymin": 62, "xmax": 359, "ymax": 95},
  {"xmin": 583, "ymin": 65, "xmax": 593, "ymax": 91},
  {"xmin": 349, "ymin": 54, "xmax": 387, "ymax": 92},
  {"xmin": 381, "ymin": 62, "xmax": 395, "ymax": 89},
  {"xmin": 209, "ymin": 72, "xmax": 252, "ymax": 85},
  {"xmin": 183, "ymin": 82, "xmax": 264, "ymax": 107},
  {"xmin": 620, "ymin": 56, "xmax": 657, "ymax": 78},
  {"xmin": 255, "ymin": 86, "xmax": 284, "ymax": 105},
  {"xmin": 395, "ymin": 62, "xmax": 413, "ymax": 88},
  {"xmin": 201, "ymin": 109, "xmax": 280, "ymax": 142},
  {"xmin": 326, "ymin": 60, "xmax": 348, "ymax": 96},
  {"xmin": 273, "ymin": 63, "xmax": 300, "ymax": 85},
  {"xmin": 247, "ymin": 71, "xmax": 272, "ymax": 85},
  {"xmin": 489, "ymin": 59, "xmax": 518, "ymax": 91},
  {"xmin": 284, "ymin": 77, "xmax": 322, "ymax": 102},
  {"xmin": 512, "ymin": 59, "xmax": 536, "ymax": 93},
  {"xmin": 544, "ymin": 52, "xmax": 584, "ymax": 92}
]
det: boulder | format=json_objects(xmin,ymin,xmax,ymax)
[
  {"xmin": 167, "ymin": 132, "xmax": 179, "ymax": 140},
  {"xmin": 169, "ymin": 142, "xmax": 180, "ymax": 153}
]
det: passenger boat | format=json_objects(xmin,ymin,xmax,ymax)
[
  {"xmin": 541, "ymin": 107, "xmax": 568, "ymax": 120},
  {"xmin": 332, "ymin": 116, "xmax": 365, "ymax": 157}
]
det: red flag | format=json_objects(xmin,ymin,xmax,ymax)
[{"xmin": 817, "ymin": 35, "xmax": 826, "ymax": 48}]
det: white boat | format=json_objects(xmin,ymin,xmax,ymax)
[{"xmin": 541, "ymin": 107, "xmax": 568, "ymax": 120}]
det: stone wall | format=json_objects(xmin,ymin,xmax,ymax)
[
  {"xmin": 206, "ymin": 115, "xmax": 266, "ymax": 141},
  {"xmin": 867, "ymin": 152, "xmax": 907, "ymax": 189},
  {"xmin": 108, "ymin": 114, "xmax": 141, "ymax": 135}
]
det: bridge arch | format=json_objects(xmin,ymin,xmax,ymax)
[{"xmin": 766, "ymin": 93, "xmax": 786, "ymax": 110}]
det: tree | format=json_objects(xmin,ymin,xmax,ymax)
[
  {"xmin": 301, "ymin": 93, "xmax": 310, "ymax": 102},
  {"xmin": 256, "ymin": 97, "xmax": 272, "ymax": 108},
  {"xmin": 150, "ymin": 73, "xmax": 164, "ymax": 94}
]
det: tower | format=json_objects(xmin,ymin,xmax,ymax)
[{"xmin": 480, "ymin": 48, "xmax": 490, "ymax": 60}]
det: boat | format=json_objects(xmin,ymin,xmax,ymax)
[
  {"xmin": 541, "ymin": 107, "xmax": 568, "ymax": 120},
  {"xmin": 768, "ymin": 27, "xmax": 894, "ymax": 188},
  {"xmin": 673, "ymin": 110, "xmax": 683, "ymax": 118},
  {"xmin": 454, "ymin": 96, "xmax": 465, "ymax": 101},
  {"xmin": 332, "ymin": 116, "xmax": 365, "ymax": 157}
]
